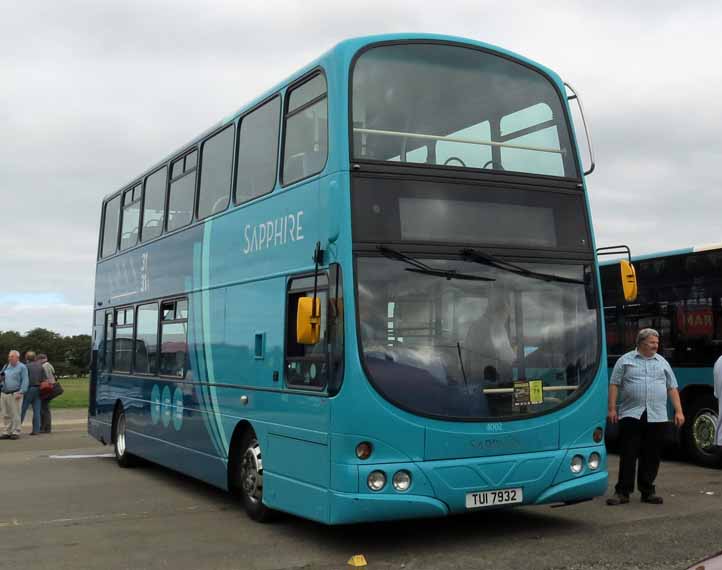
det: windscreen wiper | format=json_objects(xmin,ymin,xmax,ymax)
[
  {"xmin": 460, "ymin": 248, "xmax": 584, "ymax": 285},
  {"xmin": 377, "ymin": 246, "xmax": 495, "ymax": 282}
]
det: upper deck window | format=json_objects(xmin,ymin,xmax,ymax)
[
  {"xmin": 167, "ymin": 150, "xmax": 197, "ymax": 232},
  {"xmin": 101, "ymin": 195, "xmax": 121, "ymax": 258},
  {"xmin": 236, "ymin": 96, "xmax": 281, "ymax": 204},
  {"xmin": 141, "ymin": 167, "xmax": 167, "ymax": 242},
  {"xmin": 120, "ymin": 184, "xmax": 142, "ymax": 251},
  {"xmin": 282, "ymin": 73, "xmax": 328, "ymax": 185},
  {"xmin": 197, "ymin": 125, "xmax": 234, "ymax": 220},
  {"xmin": 352, "ymin": 43, "xmax": 578, "ymax": 178}
]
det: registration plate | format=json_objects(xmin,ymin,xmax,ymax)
[{"xmin": 465, "ymin": 487, "xmax": 523, "ymax": 509}]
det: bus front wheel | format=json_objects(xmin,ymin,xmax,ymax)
[
  {"xmin": 237, "ymin": 431, "xmax": 275, "ymax": 522},
  {"xmin": 683, "ymin": 394, "xmax": 722, "ymax": 467}
]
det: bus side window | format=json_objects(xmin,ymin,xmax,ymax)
[
  {"xmin": 120, "ymin": 184, "xmax": 142, "ymax": 251},
  {"xmin": 94, "ymin": 310, "xmax": 105, "ymax": 371},
  {"xmin": 104, "ymin": 311, "xmax": 113, "ymax": 371},
  {"xmin": 141, "ymin": 167, "xmax": 167, "ymax": 242},
  {"xmin": 285, "ymin": 274, "xmax": 329, "ymax": 389},
  {"xmin": 113, "ymin": 307, "xmax": 134, "ymax": 373},
  {"xmin": 282, "ymin": 72, "xmax": 328, "ymax": 186},
  {"xmin": 136, "ymin": 303, "xmax": 159, "ymax": 375},
  {"xmin": 159, "ymin": 299, "xmax": 189, "ymax": 378},
  {"xmin": 197, "ymin": 125, "xmax": 234, "ymax": 220},
  {"xmin": 101, "ymin": 194, "xmax": 121, "ymax": 258},
  {"xmin": 236, "ymin": 96, "xmax": 281, "ymax": 205},
  {"xmin": 167, "ymin": 151, "xmax": 197, "ymax": 232}
]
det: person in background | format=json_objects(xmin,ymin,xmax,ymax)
[
  {"xmin": 606, "ymin": 328, "xmax": 685, "ymax": 506},
  {"xmin": 714, "ymin": 353, "xmax": 722, "ymax": 449},
  {"xmin": 38, "ymin": 354, "xmax": 56, "ymax": 433},
  {"xmin": 21, "ymin": 351, "xmax": 43, "ymax": 435},
  {"xmin": 1, "ymin": 350, "xmax": 29, "ymax": 439}
]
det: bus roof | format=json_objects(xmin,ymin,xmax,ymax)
[
  {"xmin": 600, "ymin": 243, "xmax": 722, "ymax": 266},
  {"xmin": 101, "ymin": 33, "xmax": 562, "ymax": 204}
]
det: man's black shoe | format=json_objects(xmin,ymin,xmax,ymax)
[
  {"xmin": 641, "ymin": 494, "xmax": 663, "ymax": 504},
  {"xmin": 29, "ymin": 432, "xmax": 39, "ymax": 436},
  {"xmin": 606, "ymin": 493, "xmax": 630, "ymax": 506}
]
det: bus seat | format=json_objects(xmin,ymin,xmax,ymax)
[{"xmin": 285, "ymin": 153, "xmax": 305, "ymax": 182}]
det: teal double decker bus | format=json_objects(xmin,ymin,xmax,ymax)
[{"xmin": 89, "ymin": 34, "xmax": 611, "ymax": 524}]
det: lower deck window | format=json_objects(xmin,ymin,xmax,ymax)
[
  {"xmin": 113, "ymin": 307, "xmax": 134, "ymax": 373},
  {"xmin": 160, "ymin": 299, "xmax": 189, "ymax": 378},
  {"xmin": 286, "ymin": 275, "xmax": 329, "ymax": 389}
]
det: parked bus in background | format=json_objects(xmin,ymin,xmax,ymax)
[
  {"xmin": 601, "ymin": 244, "xmax": 722, "ymax": 467},
  {"xmin": 89, "ymin": 34, "xmax": 622, "ymax": 524}
]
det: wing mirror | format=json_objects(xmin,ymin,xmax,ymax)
[
  {"xmin": 597, "ymin": 245, "xmax": 638, "ymax": 303},
  {"xmin": 296, "ymin": 296, "xmax": 321, "ymax": 345},
  {"xmin": 619, "ymin": 259, "xmax": 638, "ymax": 302}
]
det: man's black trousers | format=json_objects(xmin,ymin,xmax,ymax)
[{"xmin": 614, "ymin": 411, "xmax": 668, "ymax": 497}]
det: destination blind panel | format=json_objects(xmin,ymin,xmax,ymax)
[{"xmin": 351, "ymin": 176, "xmax": 590, "ymax": 252}]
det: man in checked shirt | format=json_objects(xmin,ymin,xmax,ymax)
[{"xmin": 607, "ymin": 328, "xmax": 685, "ymax": 506}]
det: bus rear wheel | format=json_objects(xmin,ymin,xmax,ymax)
[
  {"xmin": 683, "ymin": 394, "xmax": 722, "ymax": 467},
  {"xmin": 113, "ymin": 407, "xmax": 138, "ymax": 468},
  {"xmin": 237, "ymin": 431, "xmax": 275, "ymax": 522}
]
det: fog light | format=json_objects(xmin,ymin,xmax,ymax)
[
  {"xmin": 367, "ymin": 470, "xmax": 386, "ymax": 491},
  {"xmin": 593, "ymin": 427, "xmax": 604, "ymax": 443},
  {"xmin": 355, "ymin": 442, "xmax": 373, "ymax": 460},
  {"xmin": 570, "ymin": 455, "xmax": 584, "ymax": 474},
  {"xmin": 588, "ymin": 452, "xmax": 601, "ymax": 471},
  {"xmin": 392, "ymin": 470, "xmax": 412, "ymax": 492}
]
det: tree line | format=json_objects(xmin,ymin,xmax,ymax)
[{"xmin": 0, "ymin": 328, "xmax": 91, "ymax": 377}]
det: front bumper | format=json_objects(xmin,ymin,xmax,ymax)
[{"xmin": 328, "ymin": 446, "xmax": 607, "ymax": 524}]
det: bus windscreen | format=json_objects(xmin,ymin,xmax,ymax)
[{"xmin": 357, "ymin": 256, "xmax": 598, "ymax": 420}]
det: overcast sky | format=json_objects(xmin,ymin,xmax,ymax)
[{"xmin": 1, "ymin": 1, "xmax": 720, "ymax": 336}]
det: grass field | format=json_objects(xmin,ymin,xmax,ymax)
[{"xmin": 52, "ymin": 376, "xmax": 89, "ymax": 409}]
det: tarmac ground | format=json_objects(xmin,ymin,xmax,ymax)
[{"xmin": 1, "ymin": 409, "xmax": 721, "ymax": 570}]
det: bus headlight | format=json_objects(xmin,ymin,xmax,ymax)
[
  {"xmin": 367, "ymin": 470, "xmax": 386, "ymax": 491},
  {"xmin": 588, "ymin": 452, "xmax": 601, "ymax": 471},
  {"xmin": 593, "ymin": 427, "xmax": 604, "ymax": 443},
  {"xmin": 392, "ymin": 470, "xmax": 412, "ymax": 492},
  {"xmin": 570, "ymin": 455, "xmax": 584, "ymax": 474}
]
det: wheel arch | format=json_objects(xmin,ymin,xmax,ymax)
[
  {"xmin": 227, "ymin": 419, "xmax": 255, "ymax": 494},
  {"xmin": 680, "ymin": 383, "xmax": 715, "ymax": 411}
]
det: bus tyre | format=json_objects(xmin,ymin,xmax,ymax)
[
  {"xmin": 237, "ymin": 431, "xmax": 275, "ymax": 522},
  {"xmin": 683, "ymin": 394, "xmax": 722, "ymax": 468},
  {"xmin": 113, "ymin": 408, "xmax": 138, "ymax": 468}
]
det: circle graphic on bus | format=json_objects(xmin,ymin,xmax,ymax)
[
  {"xmin": 151, "ymin": 384, "xmax": 161, "ymax": 425},
  {"xmin": 173, "ymin": 387, "xmax": 184, "ymax": 431},
  {"xmin": 161, "ymin": 386, "xmax": 172, "ymax": 428}
]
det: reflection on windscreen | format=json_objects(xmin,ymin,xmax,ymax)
[
  {"xmin": 352, "ymin": 43, "xmax": 577, "ymax": 177},
  {"xmin": 357, "ymin": 256, "xmax": 598, "ymax": 420}
]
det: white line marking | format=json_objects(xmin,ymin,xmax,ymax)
[
  {"xmin": 49, "ymin": 453, "xmax": 115, "ymax": 459},
  {"xmin": 0, "ymin": 506, "xmax": 211, "ymax": 529}
]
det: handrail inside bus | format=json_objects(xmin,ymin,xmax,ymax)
[
  {"xmin": 482, "ymin": 386, "xmax": 579, "ymax": 394},
  {"xmin": 353, "ymin": 128, "xmax": 564, "ymax": 155}
]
